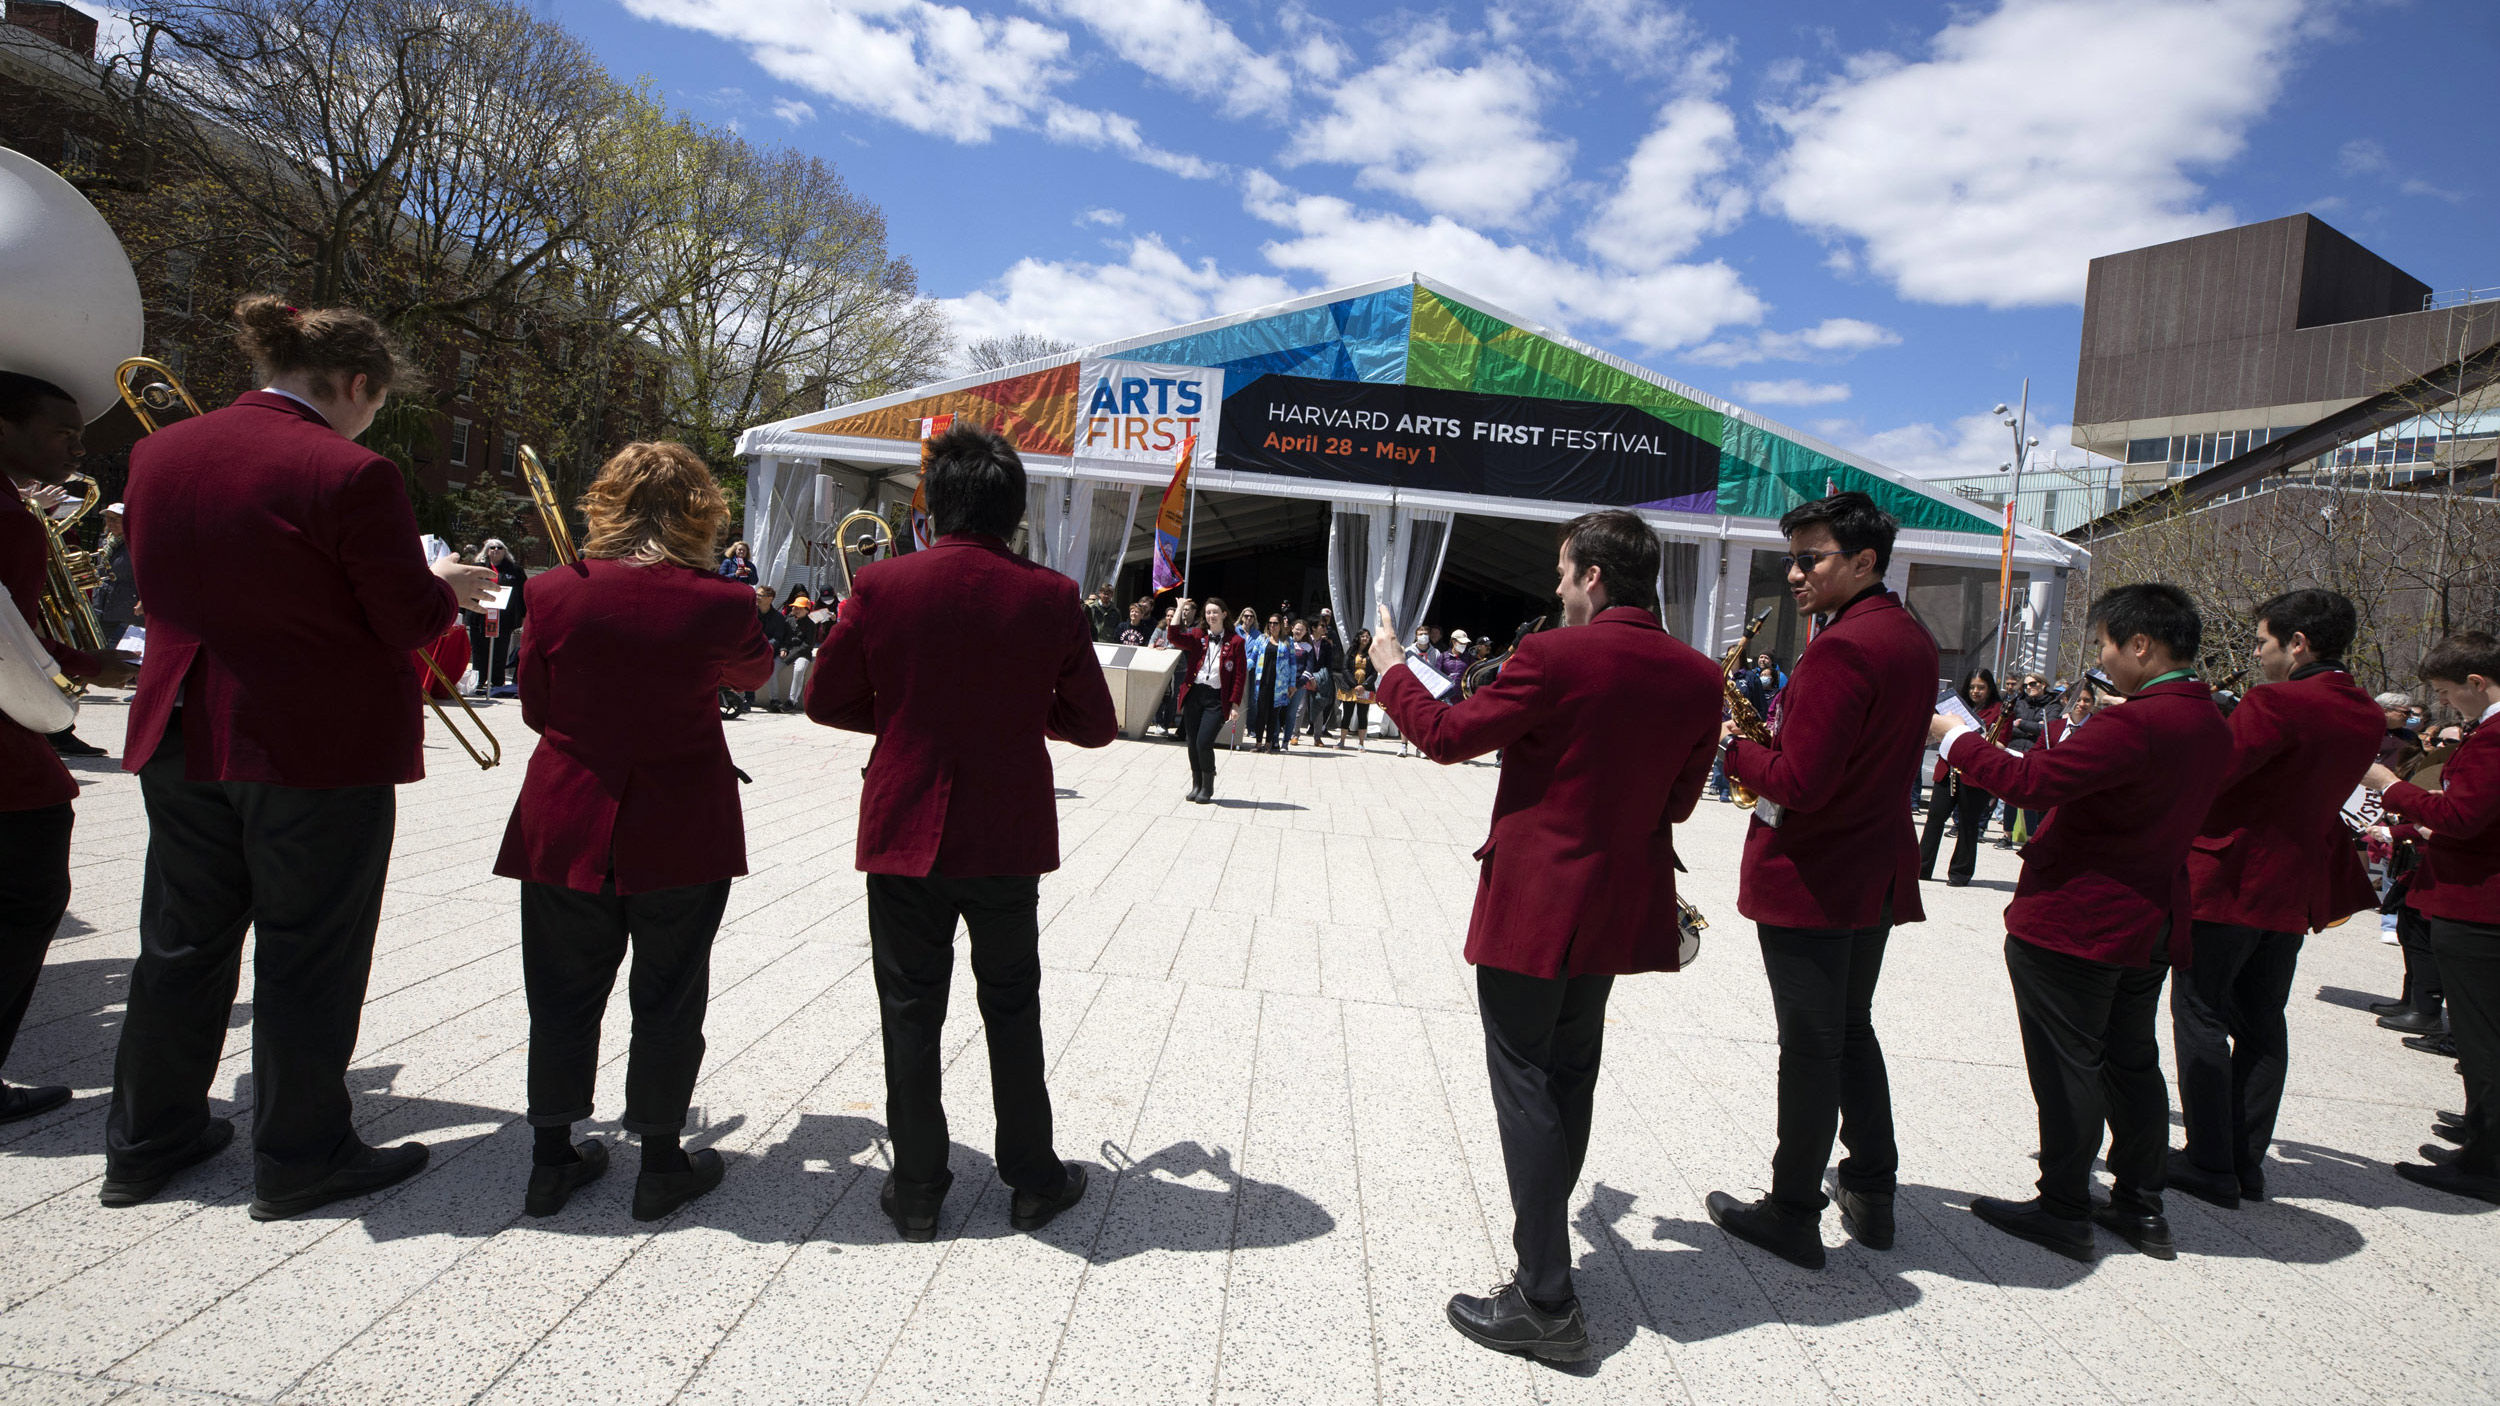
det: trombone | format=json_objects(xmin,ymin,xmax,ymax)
[
  {"xmin": 410, "ymin": 442, "xmax": 572, "ymax": 771},
  {"xmin": 114, "ymin": 356, "xmax": 206, "ymax": 434},
  {"xmin": 518, "ymin": 444, "xmax": 578, "ymax": 565},
  {"xmin": 828, "ymin": 509, "xmax": 894, "ymax": 595}
]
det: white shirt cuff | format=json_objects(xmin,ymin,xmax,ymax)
[
  {"xmin": 1939, "ymin": 723, "xmax": 1978, "ymax": 761},
  {"xmin": 1405, "ymin": 655, "xmax": 1457, "ymax": 700}
]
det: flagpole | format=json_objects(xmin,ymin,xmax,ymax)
[{"xmin": 1181, "ymin": 462, "xmax": 1197, "ymax": 596}]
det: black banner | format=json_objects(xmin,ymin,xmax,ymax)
[{"xmin": 1214, "ymin": 374, "xmax": 1717, "ymax": 511}]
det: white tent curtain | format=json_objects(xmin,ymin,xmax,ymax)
[
  {"xmin": 1382, "ymin": 505, "xmax": 1455, "ymax": 641},
  {"xmin": 1082, "ymin": 484, "xmax": 1139, "ymax": 597},
  {"xmin": 748, "ymin": 456, "xmax": 819, "ymax": 599},
  {"xmin": 1326, "ymin": 505, "xmax": 1385, "ymax": 652},
  {"xmin": 1019, "ymin": 482, "xmax": 1050, "ymax": 562}
]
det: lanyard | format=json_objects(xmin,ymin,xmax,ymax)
[{"xmin": 2137, "ymin": 669, "xmax": 2194, "ymax": 689}]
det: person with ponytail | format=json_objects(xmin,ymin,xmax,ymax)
[
  {"xmin": 103, "ymin": 296, "xmax": 498, "ymax": 1221},
  {"xmin": 491, "ymin": 441, "xmax": 773, "ymax": 1221}
]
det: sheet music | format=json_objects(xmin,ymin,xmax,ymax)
[
  {"xmin": 479, "ymin": 587, "xmax": 512, "ymax": 613},
  {"xmin": 1936, "ymin": 688, "xmax": 1984, "ymax": 732}
]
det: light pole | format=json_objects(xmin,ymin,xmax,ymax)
[{"xmin": 1991, "ymin": 379, "xmax": 2039, "ymax": 680}]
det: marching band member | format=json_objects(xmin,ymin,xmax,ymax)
[
  {"xmin": 1164, "ymin": 595, "xmax": 1244, "ymax": 804},
  {"xmin": 1930, "ymin": 584, "xmax": 2230, "ymax": 1261},
  {"xmin": 1369, "ymin": 509, "xmax": 1720, "ymax": 1363},
  {"xmin": 1707, "ymin": 491, "xmax": 1938, "ymax": 1268},
  {"xmin": 2169, "ymin": 589, "xmax": 2382, "ymax": 1209},
  {"xmin": 0, "ymin": 373, "xmax": 135, "ymax": 1123},
  {"xmin": 493, "ymin": 442, "xmax": 772, "ymax": 1220},
  {"xmin": 2369, "ymin": 632, "xmax": 2500, "ymax": 1205},
  {"xmin": 103, "ymin": 297, "xmax": 496, "ymax": 1218},
  {"xmin": 806, "ymin": 424, "xmax": 1117, "ymax": 1242},
  {"xmin": 1921, "ymin": 668, "xmax": 2006, "ymax": 885}
]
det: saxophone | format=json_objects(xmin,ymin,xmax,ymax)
[{"xmin": 1720, "ymin": 607, "xmax": 1776, "ymax": 810}]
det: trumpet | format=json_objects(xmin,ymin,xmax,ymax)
[
  {"xmin": 114, "ymin": 355, "xmax": 205, "ymax": 434},
  {"xmin": 518, "ymin": 444, "xmax": 577, "ymax": 566},
  {"xmin": 828, "ymin": 508, "xmax": 894, "ymax": 596},
  {"xmin": 1719, "ymin": 607, "xmax": 1776, "ymax": 810}
]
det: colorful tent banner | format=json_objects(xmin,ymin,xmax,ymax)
[
  {"xmin": 802, "ymin": 363, "xmax": 1078, "ymax": 458},
  {"xmin": 1151, "ymin": 434, "xmax": 1195, "ymax": 593},
  {"xmin": 1071, "ymin": 359, "xmax": 1223, "ymax": 469}
]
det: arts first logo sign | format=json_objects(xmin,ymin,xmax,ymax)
[{"xmin": 1071, "ymin": 359, "xmax": 1224, "ymax": 469}]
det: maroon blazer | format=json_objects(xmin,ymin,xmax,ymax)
[
  {"xmin": 806, "ymin": 532, "xmax": 1118, "ymax": 876},
  {"xmin": 1725, "ymin": 588, "xmax": 1937, "ymax": 929},
  {"xmin": 2186, "ymin": 667, "xmax": 2384, "ymax": 932},
  {"xmin": 493, "ymin": 559, "xmax": 773, "ymax": 894},
  {"xmin": 1, "ymin": 491, "xmax": 103, "ymax": 811},
  {"xmin": 1944, "ymin": 678, "xmax": 2232, "ymax": 967},
  {"xmin": 123, "ymin": 392, "xmax": 459, "ymax": 784},
  {"xmin": 2385, "ymin": 719, "xmax": 2500, "ymax": 924},
  {"xmin": 1374, "ymin": 606, "xmax": 1721, "ymax": 978},
  {"xmin": 1165, "ymin": 624, "xmax": 1244, "ymax": 709}
]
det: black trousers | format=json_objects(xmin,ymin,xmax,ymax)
[
  {"xmin": 1476, "ymin": 964, "xmax": 1613, "ymax": 1304},
  {"xmin": 2398, "ymin": 903, "xmax": 2443, "ymax": 1012},
  {"xmin": 466, "ymin": 617, "xmax": 512, "ymax": 690},
  {"xmin": 1920, "ymin": 777, "xmax": 1993, "ymax": 882},
  {"xmin": 865, "ymin": 872, "xmax": 1062, "ymax": 1206},
  {"xmin": 2171, "ymin": 921, "xmax": 2302, "ymax": 1178},
  {"xmin": 0, "ymin": 802, "xmax": 73, "ymax": 1076},
  {"xmin": 1757, "ymin": 916, "xmax": 1898, "ymax": 1209},
  {"xmin": 2004, "ymin": 932, "xmax": 2171, "ymax": 1216},
  {"xmin": 1338, "ymin": 699, "xmax": 1369, "ymax": 735},
  {"xmin": 2430, "ymin": 917, "xmax": 2500, "ymax": 1176},
  {"xmin": 109, "ymin": 725, "xmax": 395, "ymax": 1195},
  {"xmin": 1181, "ymin": 683, "xmax": 1225, "ymax": 787},
  {"xmin": 521, "ymin": 878, "xmax": 728, "ymax": 1135}
]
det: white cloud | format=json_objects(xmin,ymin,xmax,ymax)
[
  {"xmin": 1030, "ymin": 0, "xmax": 1294, "ymax": 117},
  {"xmin": 1281, "ymin": 28, "xmax": 1572, "ymax": 228},
  {"xmin": 1835, "ymin": 411, "xmax": 2100, "ymax": 479},
  {"xmin": 1733, "ymin": 379, "xmax": 1851, "ymax": 407},
  {"xmin": 1038, "ymin": 102, "xmax": 1220, "ymax": 178},
  {"xmin": 1684, "ymin": 317, "xmax": 1900, "ymax": 366},
  {"xmin": 1244, "ymin": 172, "xmax": 1762, "ymax": 352},
  {"xmin": 2336, "ymin": 138, "xmax": 2388, "ymax": 177},
  {"xmin": 770, "ymin": 97, "xmax": 816, "ymax": 126},
  {"xmin": 1765, "ymin": 0, "xmax": 2313, "ymax": 308},
  {"xmin": 1077, "ymin": 207, "xmax": 1127, "ymax": 227},
  {"xmin": 1583, "ymin": 96, "xmax": 1746, "ymax": 268},
  {"xmin": 938, "ymin": 235, "xmax": 1300, "ymax": 359},
  {"xmin": 1540, "ymin": 0, "xmax": 1722, "ymax": 82}
]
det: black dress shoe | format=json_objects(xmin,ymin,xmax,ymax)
[
  {"xmin": 2439, "ymin": 1108, "xmax": 2466, "ymax": 1125},
  {"xmin": 1971, "ymin": 1194, "xmax": 2094, "ymax": 1261},
  {"xmin": 2379, "ymin": 1008, "xmax": 2446, "ymax": 1033},
  {"xmin": 524, "ymin": 1140, "xmax": 609, "ymax": 1218},
  {"xmin": 1946, "ymin": 877, "xmax": 1970, "ymax": 887},
  {"xmin": 2394, "ymin": 1159, "xmax": 2500, "ymax": 1205},
  {"xmin": 2166, "ymin": 1150, "xmax": 2240, "ymax": 1210},
  {"xmin": 633, "ymin": 1147, "xmax": 724, "ymax": 1222},
  {"xmin": 47, "ymin": 730, "xmax": 105, "ymax": 757},
  {"xmin": 1825, "ymin": 1177, "xmax": 1895, "ymax": 1250},
  {"xmin": 0, "ymin": 1082, "xmax": 72, "ymax": 1124},
  {"xmin": 2239, "ymin": 1168, "xmax": 2266, "ymax": 1203},
  {"xmin": 1444, "ymin": 1280, "xmax": 1590, "ymax": 1363},
  {"xmin": 2432, "ymin": 1120, "xmax": 2468, "ymax": 1146},
  {"xmin": 100, "ymin": 1117, "xmax": 235, "ymax": 1207},
  {"xmin": 881, "ymin": 1172, "xmax": 940, "ymax": 1242},
  {"xmin": 249, "ymin": 1141, "xmax": 429, "ymax": 1221},
  {"xmin": 1010, "ymin": 1160, "xmax": 1088, "ymax": 1232},
  {"xmin": 2421, "ymin": 1142, "xmax": 2461, "ymax": 1167},
  {"xmin": 2403, "ymin": 1032, "xmax": 2460, "ymax": 1057},
  {"xmin": 2091, "ymin": 1195, "xmax": 2176, "ymax": 1260},
  {"xmin": 1706, "ymin": 1190, "xmax": 1826, "ymax": 1269},
  {"xmin": 2367, "ymin": 996, "xmax": 2411, "ymax": 1017}
]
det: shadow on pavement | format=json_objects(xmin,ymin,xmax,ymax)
[{"xmin": 2311, "ymin": 984, "xmax": 2395, "ymax": 1013}]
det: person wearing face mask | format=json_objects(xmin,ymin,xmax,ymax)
[
  {"xmin": 465, "ymin": 538, "xmax": 527, "ymax": 697},
  {"xmin": 103, "ymin": 296, "xmax": 499, "ymax": 1220},
  {"xmin": 1368, "ymin": 509, "xmax": 1720, "ymax": 1364}
]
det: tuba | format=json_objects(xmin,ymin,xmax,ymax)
[{"xmin": 0, "ymin": 146, "xmax": 143, "ymax": 731}]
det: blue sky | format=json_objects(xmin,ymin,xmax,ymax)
[{"xmin": 541, "ymin": 0, "xmax": 2492, "ymax": 477}]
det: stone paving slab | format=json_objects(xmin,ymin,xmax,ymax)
[{"xmin": 2, "ymin": 696, "xmax": 2495, "ymax": 1404}]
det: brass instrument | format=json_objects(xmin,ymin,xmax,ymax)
[
  {"xmin": 34, "ymin": 473, "xmax": 108, "ymax": 668},
  {"xmin": 828, "ymin": 508, "xmax": 895, "ymax": 596},
  {"xmin": 1675, "ymin": 895, "xmax": 1707, "ymax": 969},
  {"xmin": 114, "ymin": 355, "xmax": 205, "ymax": 433},
  {"xmin": 517, "ymin": 444, "xmax": 578, "ymax": 565},
  {"xmin": 1720, "ymin": 607, "xmax": 1776, "ymax": 810},
  {"xmin": 1460, "ymin": 616, "xmax": 1545, "ymax": 697}
]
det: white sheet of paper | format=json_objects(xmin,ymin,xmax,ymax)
[
  {"xmin": 1406, "ymin": 654, "xmax": 1457, "ymax": 700},
  {"xmin": 2341, "ymin": 782, "xmax": 2384, "ymax": 831},
  {"xmin": 479, "ymin": 587, "xmax": 512, "ymax": 612},
  {"xmin": 1936, "ymin": 689, "xmax": 1983, "ymax": 731}
]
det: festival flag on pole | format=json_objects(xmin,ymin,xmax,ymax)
[
  {"xmin": 1151, "ymin": 433, "xmax": 1196, "ymax": 593},
  {"xmin": 909, "ymin": 413, "xmax": 954, "ymax": 550}
]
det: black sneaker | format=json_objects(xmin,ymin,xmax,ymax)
[
  {"xmin": 1009, "ymin": 1160, "xmax": 1089, "ymax": 1232},
  {"xmin": 249, "ymin": 1141, "xmax": 429, "ymax": 1221},
  {"xmin": 2394, "ymin": 1158, "xmax": 2500, "ymax": 1206},
  {"xmin": 1706, "ymin": 1189, "xmax": 1826, "ymax": 1269},
  {"xmin": 523, "ymin": 1139, "xmax": 609, "ymax": 1218},
  {"xmin": 100, "ymin": 1117, "xmax": 235, "ymax": 1207},
  {"xmin": 2403, "ymin": 1032, "xmax": 2460, "ymax": 1057},
  {"xmin": 1971, "ymin": 1194, "xmax": 2094, "ymax": 1262},
  {"xmin": 1445, "ymin": 1280, "xmax": 1590, "ymax": 1363},
  {"xmin": 0, "ymin": 1082, "xmax": 72, "ymax": 1124}
]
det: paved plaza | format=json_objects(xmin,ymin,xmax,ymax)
[{"xmin": 2, "ymin": 696, "xmax": 2495, "ymax": 1404}]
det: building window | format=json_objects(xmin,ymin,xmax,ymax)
[
  {"xmin": 501, "ymin": 432, "xmax": 518, "ymax": 474},
  {"xmin": 60, "ymin": 132, "xmax": 99, "ymax": 176},
  {"xmin": 450, "ymin": 418, "xmax": 472, "ymax": 466},
  {"xmin": 2125, "ymin": 437, "xmax": 2169, "ymax": 464},
  {"xmin": 455, "ymin": 352, "xmax": 478, "ymax": 401}
]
